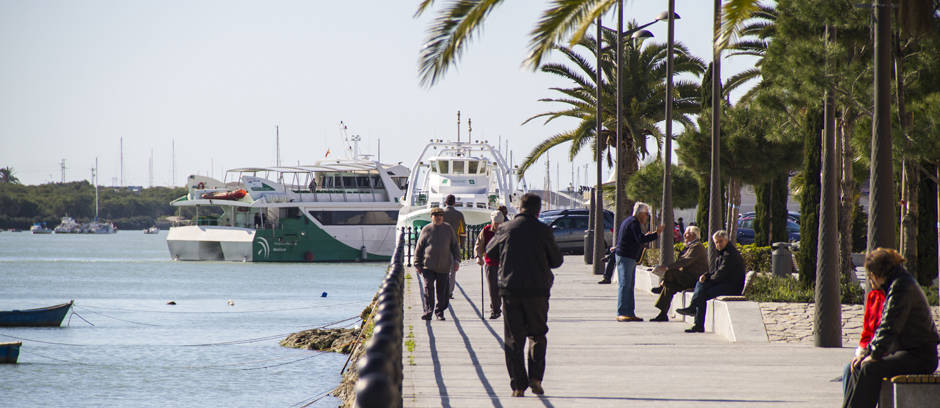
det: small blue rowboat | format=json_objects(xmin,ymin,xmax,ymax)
[
  {"xmin": 0, "ymin": 301, "xmax": 73, "ymax": 327},
  {"xmin": 0, "ymin": 342, "xmax": 22, "ymax": 364}
]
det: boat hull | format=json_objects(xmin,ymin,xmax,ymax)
[
  {"xmin": 167, "ymin": 219, "xmax": 396, "ymax": 262},
  {"xmin": 0, "ymin": 301, "xmax": 73, "ymax": 327},
  {"xmin": 0, "ymin": 342, "xmax": 21, "ymax": 364}
]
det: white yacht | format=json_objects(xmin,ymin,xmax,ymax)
[
  {"xmin": 54, "ymin": 217, "xmax": 82, "ymax": 234},
  {"xmin": 397, "ymin": 140, "xmax": 521, "ymax": 235}
]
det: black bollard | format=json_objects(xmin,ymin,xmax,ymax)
[
  {"xmin": 356, "ymin": 352, "xmax": 394, "ymax": 378},
  {"xmin": 355, "ymin": 373, "xmax": 398, "ymax": 408}
]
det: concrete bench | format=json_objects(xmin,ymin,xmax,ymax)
[{"xmin": 879, "ymin": 374, "xmax": 940, "ymax": 408}]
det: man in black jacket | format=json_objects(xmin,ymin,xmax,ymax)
[
  {"xmin": 676, "ymin": 230, "xmax": 745, "ymax": 333},
  {"xmin": 486, "ymin": 193, "xmax": 563, "ymax": 398}
]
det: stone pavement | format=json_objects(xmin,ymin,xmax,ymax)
[{"xmin": 401, "ymin": 256, "xmax": 854, "ymax": 407}]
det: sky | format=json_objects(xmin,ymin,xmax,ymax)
[{"xmin": 0, "ymin": 0, "xmax": 758, "ymax": 190}]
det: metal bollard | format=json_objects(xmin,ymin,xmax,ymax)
[{"xmin": 771, "ymin": 242, "xmax": 793, "ymax": 277}]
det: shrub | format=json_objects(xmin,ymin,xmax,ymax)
[
  {"xmin": 739, "ymin": 244, "xmax": 772, "ymax": 272},
  {"xmin": 746, "ymin": 273, "xmax": 867, "ymax": 305}
]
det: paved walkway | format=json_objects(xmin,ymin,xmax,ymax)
[{"xmin": 401, "ymin": 256, "xmax": 853, "ymax": 407}]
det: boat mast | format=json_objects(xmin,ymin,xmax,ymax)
[
  {"xmin": 95, "ymin": 157, "xmax": 99, "ymax": 222},
  {"xmin": 456, "ymin": 111, "xmax": 460, "ymax": 143},
  {"xmin": 276, "ymin": 126, "xmax": 281, "ymax": 167}
]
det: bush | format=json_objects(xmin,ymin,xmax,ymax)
[
  {"xmin": 746, "ymin": 273, "xmax": 867, "ymax": 305},
  {"xmin": 924, "ymin": 286, "xmax": 939, "ymax": 306},
  {"xmin": 739, "ymin": 244, "xmax": 772, "ymax": 272}
]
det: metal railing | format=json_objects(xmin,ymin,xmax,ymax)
[{"xmin": 354, "ymin": 229, "xmax": 405, "ymax": 408}]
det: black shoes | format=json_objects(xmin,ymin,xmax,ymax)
[
  {"xmin": 421, "ymin": 314, "xmax": 432, "ymax": 321},
  {"xmin": 489, "ymin": 312, "xmax": 501, "ymax": 319},
  {"xmin": 684, "ymin": 325, "xmax": 705, "ymax": 333},
  {"xmin": 529, "ymin": 380, "xmax": 544, "ymax": 395},
  {"xmin": 675, "ymin": 307, "xmax": 696, "ymax": 316},
  {"xmin": 650, "ymin": 313, "xmax": 669, "ymax": 322},
  {"xmin": 651, "ymin": 286, "xmax": 663, "ymax": 294},
  {"xmin": 437, "ymin": 315, "xmax": 446, "ymax": 321},
  {"xmin": 597, "ymin": 278, "xmax": 611, "ymax": 284}
]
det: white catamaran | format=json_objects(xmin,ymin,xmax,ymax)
[{"xmin": 166, "ymin": 158, "xmax": 410, "ymax": 262}]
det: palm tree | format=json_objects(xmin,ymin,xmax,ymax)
[
  {"xmin": 516, "ymin": 27, "xmax": 704, "ymax": 195},
  {"xmin": 0, "ymin": 167, "xmax": 21, "ymax": 184}
]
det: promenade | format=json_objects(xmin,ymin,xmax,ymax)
[{"xmin": 401, "ymin": 255, "xmax": 852, "ymax": 407}]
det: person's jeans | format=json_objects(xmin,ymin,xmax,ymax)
[
  {"xmin": 688, "ymin": 280, "xmax": 741, "ymax": 327},
  {"xmin": 616, "ymin": 255, "xmax": 637, "ymax": 316}
]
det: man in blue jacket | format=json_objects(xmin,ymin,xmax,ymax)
[{"xmin": 615, "ymin": 202, "xmax": 664, "ymax": 322}]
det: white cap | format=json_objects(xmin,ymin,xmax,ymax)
[{"xmin": 490, "ymin": 210, "xmax": 505, "ymax": 224}]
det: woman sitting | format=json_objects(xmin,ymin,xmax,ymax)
[{"xmin": 842, "ymin": 248, "xmax": 940, "ymax": 408}]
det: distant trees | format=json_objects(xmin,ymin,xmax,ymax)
[{"xmin": 0, "ymin": 181, "xmax": 191, "ymax": 230}]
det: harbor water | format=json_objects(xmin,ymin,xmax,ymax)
[{"xmin": 0, "ymin": 231, "xmax": 386, "ymax": 407}]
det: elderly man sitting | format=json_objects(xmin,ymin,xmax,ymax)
[
  {"xmin": 675, "ymin": 230, "xmax": 746, "ymax": 333},
  {"xmin": 649, "ymin": 226, "xmax": 708, "ymax": 322}
]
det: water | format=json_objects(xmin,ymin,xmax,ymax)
[{"xmin": 0, "ymin": 231, "xmax": 387, "ymax": 407}]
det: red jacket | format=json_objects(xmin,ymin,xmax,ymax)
[
  {"xmin": 860, "ymin": 289, "xmax": 886, "ymax": 349},
  {"xmin": 474, "ymin": 225, "xmax": 499, "ymax": 266}
]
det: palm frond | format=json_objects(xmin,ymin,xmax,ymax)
[
  {"xmin": 716, "ymin": 0, "xmax": 763, "ymax": 52},
  {"xmin": 524, "ymin": 0, "xmax": 616, "ymax": 70},
  {"xmin": 417, "ymin": 0, "xmax": 506, "ymax": 87}
]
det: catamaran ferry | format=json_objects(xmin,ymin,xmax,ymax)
[{"xmin": 166, "ymin": 159, "xmax": 410, "ymax": 262}]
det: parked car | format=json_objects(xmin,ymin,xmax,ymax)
[
  {"xmin": 738, "ymin": 211, "xmax": 801, "ymax": 225},
  {"xmin": 540, "ymin": 208, "xmax": 614, "ymax": 227},
  {"xmin": 736, "ymin": 217, "xmax": 800, "ymax": 245},
  {"xmin": 540, "ymin": 214, "xmax": 613, "ymax": 254}
]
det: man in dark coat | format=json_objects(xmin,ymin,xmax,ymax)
[
  {"xmin": 442, "ymin": 194, "xmax": 466, "ymax": 299},
  {"xmin": 676, "ymin": 230, "xmax": 746, "ymax": 333},
  {"xmin": 486, "ymin": 193, "xmax": 563, "ymax": 398},
  {"xmin": 649, "ymin": 225, "xmax": 709, "ymax": 322}
]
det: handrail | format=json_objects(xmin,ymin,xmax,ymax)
[{"xmin": 353, "ymin": 228, "xmax": 405, "ymax": 408}]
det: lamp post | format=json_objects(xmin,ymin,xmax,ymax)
[
  {"xmin": 708, "ymin": 0, "xmax": 723, "ymax": 267},
  {"xmin": 611, "ymin": 5, "xmax": 670, "ymax": 260}
]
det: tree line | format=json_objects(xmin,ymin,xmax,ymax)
[{"xmin": 0, "ymin": 180, "xmax": 196, "ymax": 230}]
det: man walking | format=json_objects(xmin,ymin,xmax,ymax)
[
  {"xmin": 615, "ymin": 202, "xmax": 664, "ymax": 322},
  {"xmin": 486, "ymin": 193, "xmax": 563, "ymax": 397},
  {"xmin": 649, "ymin": 226, "xmax": 708, "ymax": 322},
  {"xmin": 414, "ymin": 207, "xmax": 461, "ymax": 321},
  {"xmin": 442, "ymin": 194, "xmax": 466, "ymax": 299},
  {"xmin": 676, "ymin": 230, "xmax": 746, "ymax": 333}
]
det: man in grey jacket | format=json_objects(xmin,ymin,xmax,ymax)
[
  {"xmin": 442, "ymin": 194, "xmax": 466, "ymax": 299},
  {"xmin": 486, "ymin": 193, "xmax": 563, "ymax": 397},
  {"xmin": 414, "ymin": 207, "xmax": 461, "ymax": 321}
]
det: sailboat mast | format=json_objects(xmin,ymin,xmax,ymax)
[
  {"xmin": 276, "ymin": 126, "xmax": 281, "ymax": 167},
  {"xmin": 95, "ymin": 157, "xmax": 99, "ymax": 222},
  {"xmin": 456, "ymin": 111, "xmax": 460, "ymax": 143}
]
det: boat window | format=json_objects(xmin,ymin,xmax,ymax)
[
  {"xmin": 308, "ymin": 211, "xmax": 399, "ymax": 225},
  {"xmin": 430, "ymin": 162, "xmax": 438, "ymax": 173},
  {"xmin": 467, "ymin": 161, "xmax": 479, "ymax": 174},
  {"xmin": 438, "ymin": 161, "xmax": 449, "ymax": 174},
  {"xmin": 452, "ymin": 161, "xmax": 465, "ymax": 174}
]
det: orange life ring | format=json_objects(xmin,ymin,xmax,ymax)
[{"xmin": 196, "ymin": 182, "xmax": 205, "ymax": 189}]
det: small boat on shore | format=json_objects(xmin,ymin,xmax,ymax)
[
  {"xmin": 0, "ymin": 342, "xmax": 21, "ymax": 364},
  {"xmin": 0, "ymin": 301, "xmax": 73, "ymax": 327},
  {"xmin": 55, "ymin": 216, "xmax": 82, "ymax": 233}
]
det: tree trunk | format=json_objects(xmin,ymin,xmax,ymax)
[
  {"xmin": 901, "ymin": 159, "xmax": 918, "ymax": 276},
  {"xmin": 727, "ymin": 177, "xmax": 741, "ymax": 244},
  {"xmin": 839, "ymin": 116, "xmax": 855, "ymax": 279}
]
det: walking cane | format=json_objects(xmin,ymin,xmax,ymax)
[{"xmin": 481, "ymin": 264, "xmax": 484, "ymax": 319}]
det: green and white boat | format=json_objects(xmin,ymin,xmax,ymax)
[
  {"xmin": 166, "ymin": 159, "xmax": 410, "ymax": 262},
  {"xmin": 397, "ymin": 140, "xmax": 521, "ymax": 234}
]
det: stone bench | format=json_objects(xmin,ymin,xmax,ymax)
[
  {"xmin": 638, "ymin": 267, "xmax": 766, "ymax": 342},
  {"xmin": 879, "ymin": 374, "xmax": 940, "ymax": 408}
]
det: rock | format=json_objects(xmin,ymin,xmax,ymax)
[{"xmin": 280, "ymin": 328, "xmax": 361, "ymax": 354}]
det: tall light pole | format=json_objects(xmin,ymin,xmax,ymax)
[
  {"xmin": 659, "ymin": 0, "xmax": 678, "ymax": 266},
  {"xmin": 613, "ymin": 6, "xmax": 668, "ymax": 250},
  {"xmin": 594, "ymin": 17, "xmax": 606, "ymax": 275}
]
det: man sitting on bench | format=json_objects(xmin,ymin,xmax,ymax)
[
  {"xmin": 649, "ymin": 226, "xmax": 708, "ymax": 322},
  {"xmin": 675, "ymin": 230, "xmax": 745, "ymax": 333}
]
